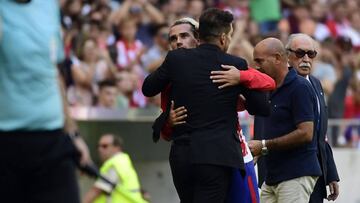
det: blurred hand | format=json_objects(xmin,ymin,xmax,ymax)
[
  {"xmin": 327, "ymin": 181, "xmax": 339, "ymax": 201},
  {"xmin": 248, "ymin": 140, "xmax": 262, "ymax": 157},
  {"xmin": 210, "ymin": 65, "xmax": 241, "ymax": 89},
  {"xmin": 73, "ymin": 137, "xmax": 92, "ymax": 166},
  {"xmin": 168, "ymin": 100, "xmax": 187, "ymax": 126},
  {"xmin": 234, "ymin": 19, "xmax": 247, "ymax": 34},
  {"xmin": 136, "ymin": 47, "xmax": 147, "ymax": 61}
]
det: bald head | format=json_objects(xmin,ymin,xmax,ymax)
[
  {"xmin": 286, "ymin": 33, "xmax": 317, "ymax": 77},
  {"xmin": 255, "ymin": 37, "xmax": 287, "ymax": 58},
  {"xmin": 253, "ymin": 38, "xmax": 288, "ymax": 83}
]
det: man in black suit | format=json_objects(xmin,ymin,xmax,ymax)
[
  {"xmin": 142, "ymin": 8, "xmax": 269, "ymax": 203},
  {"xmin": 286, "ymin": 33, "xmax": 340, "ymax": 202}
]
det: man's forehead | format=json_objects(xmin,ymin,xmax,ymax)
[
  {"xmin": 99, "ymin": 136, "xmax": 110, "ymax": 143},
  {"xmin": 253, "ymin": 54, "xmax": 264, "ymax": 63},
  {"xmin": 100, "ymin": 136, "xmax": 112, "ymax": 143},
  {"xmin": 253, "ymin": 48, "xmax": 263, "ymax": 57},
  {"xmin": 292, "ymin": 37, "xmax": 314, "ymax": 50},
  {"xmin": 169, "ymin": 24, "xmax": 193, "ymax": 35}
]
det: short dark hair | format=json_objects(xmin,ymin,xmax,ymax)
[
  {"xmin": 111, "ymin": 135, "xmax": 124, "ymax": 149},
  {"xmin": 98, "ymin": 80, "xmax": 116, "ymax": 90},
  {"xmin": 199, "ymin": 8, "xmax": 234, "ymax": 42}
]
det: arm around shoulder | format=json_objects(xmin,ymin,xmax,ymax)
[
  {"xmin": 239, "ymin": 68, "xmax": 276, "ymax": 91},
  {"xmin": 142, "ymin": 52, "xmax": 172, "ymax": 97},
  {"xmin": 243, "ymin": 89, "xmax": 271, "ymax": 116}
]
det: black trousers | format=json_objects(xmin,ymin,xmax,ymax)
[
  {"xmin": 169, "ymin": 142, "xmax": 232, "ymax": 203},
  {"xmin": 0, "ymin": 130, "xmax": 80, "ymax": 203}
]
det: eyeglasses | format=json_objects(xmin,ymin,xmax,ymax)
[
  {"xmin": 287, "ymin": 49, "xmax": 317, "ymax": 59},
  {"xmin": 98, "ymin": 144, "xmax": 111, "ymax": 149}
]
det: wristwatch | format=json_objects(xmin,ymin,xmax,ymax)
[{"xmin": 261, "ymin": 139, "xmax": 268, "ymax": 155}]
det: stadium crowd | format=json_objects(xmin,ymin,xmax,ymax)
[{"xmin": 58, "ymin": 0, "xmax": 360, "ymax": 147}]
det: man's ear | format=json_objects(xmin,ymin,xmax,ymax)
[
  {"xmin": 196, "ymin": 39, "xmax": 200, "ymax": 45},
  {"xmin": 274, "ymin": 53, "xmax": 282, "ymax": 64},
  {"xmin": 220, "ymin": 33, "xmax": 226, "ymax": 45}
]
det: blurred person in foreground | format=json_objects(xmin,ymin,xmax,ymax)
[
  {"xmin": 0, "ymin": 0, "xmax": 91, "ymax": 202},
  {"xmin": 68, "ymin": 38, "xmax": 115, "ymax": 106},
  {"xmin": 286, "ymin": 33, "xmax": 339, "ymax": 202},
  {"xmin": 143, "ymin": 8, "xmax": 271, "ymax": 202},
  {"xmin": 141, "ymin": 23, "xmax": 170, "ymax": 73},
  {"xmin": 164, "ymin": 17, "xmax": 275, "ymax": 203},
  {"xmin": 327, "ymin": 36, "xmax": 355, "ymax": 146},
  {"xmin": 248, "ymin": 38, "xmax": 321, "ymax": 203},
  {"xmin": 83, "ymin": 134, "xmax": 148, "ymax": 203}
]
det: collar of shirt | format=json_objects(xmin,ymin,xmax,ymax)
[
  {"xmin": 282, "ymin": 68, "xmax": 297, "ymax": 87},
  {"xmin": 198, "ymin": 43, "xmax": 221, "ymax": 51},
  {"xmin": 271, "ymin": 68, "xmax": 297, "ymax": 97}
]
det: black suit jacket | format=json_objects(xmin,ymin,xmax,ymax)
[
  {"xmin": 309, "ymin": 75, "xmax": 340, "ymax": 202},
  {"xmin": 142, "ymin": 44, "xmax": 269, "ymax": 170}
]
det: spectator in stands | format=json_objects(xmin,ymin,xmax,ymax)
[
  {"xmin": 343, "ymin": 79, "xmax": 360, "ymax": 147},
  {"xmin": 187, "ymin": 0, "xmax": 206, "ymax": 21},
  {"xmin": 249, "ymin": 0, "xmax": 281, "ymax": 35},
  {"xmin": 141, "ymin": 23, "xmax": 169, "ymax": 73},
  {"xmin": 68, "ymin": 38, "xmax": 115, "ymax": 106},
  {"xmin": 327, "ymin": 36, "xmax": 355, "ymax": 146},
  {"xmin": 162, "ymin": 0, "xmax": 188, "ymax": 27},
  {"xmin": 312, "ymin": 44, "xmax": 337, "ymax": 99},
  {"xmin": 61, "ymin": 0, "xmax": 83, "ymax": 30},
  {"xmin": 96, "ymin": 80, "xmax": 118, "ymax": 109},
  {"xmin": 220, "ymin": 0, "xmax": 249, "ymax": 21},
  {"xmin": 110, "ymin": 0, "xmax": 165, "ymax": 47},
  {"xmin": 83, "ymin": 134, "xmax": 148, "ymax": 203},
  {"xmin": 116, "ymin": 71, "xmax": 146, "ymax": 108},
  {"xmin": 113, "ymin": 16, "xmax": 151, "ymax": 108},
  {"xmin": 227, "ymin": 18, "xmax": 255, "ymax": 69},
  {"xmin": 115, "ymin": 18, "xmax": 145, "ymax": 75},
  {"xmin": 116, "ymin": 73, "xmax": 132, "ymax": 109},
  {"xmin": 309, "ymin": 1, "xmax": 331, "ymax": 42}
]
